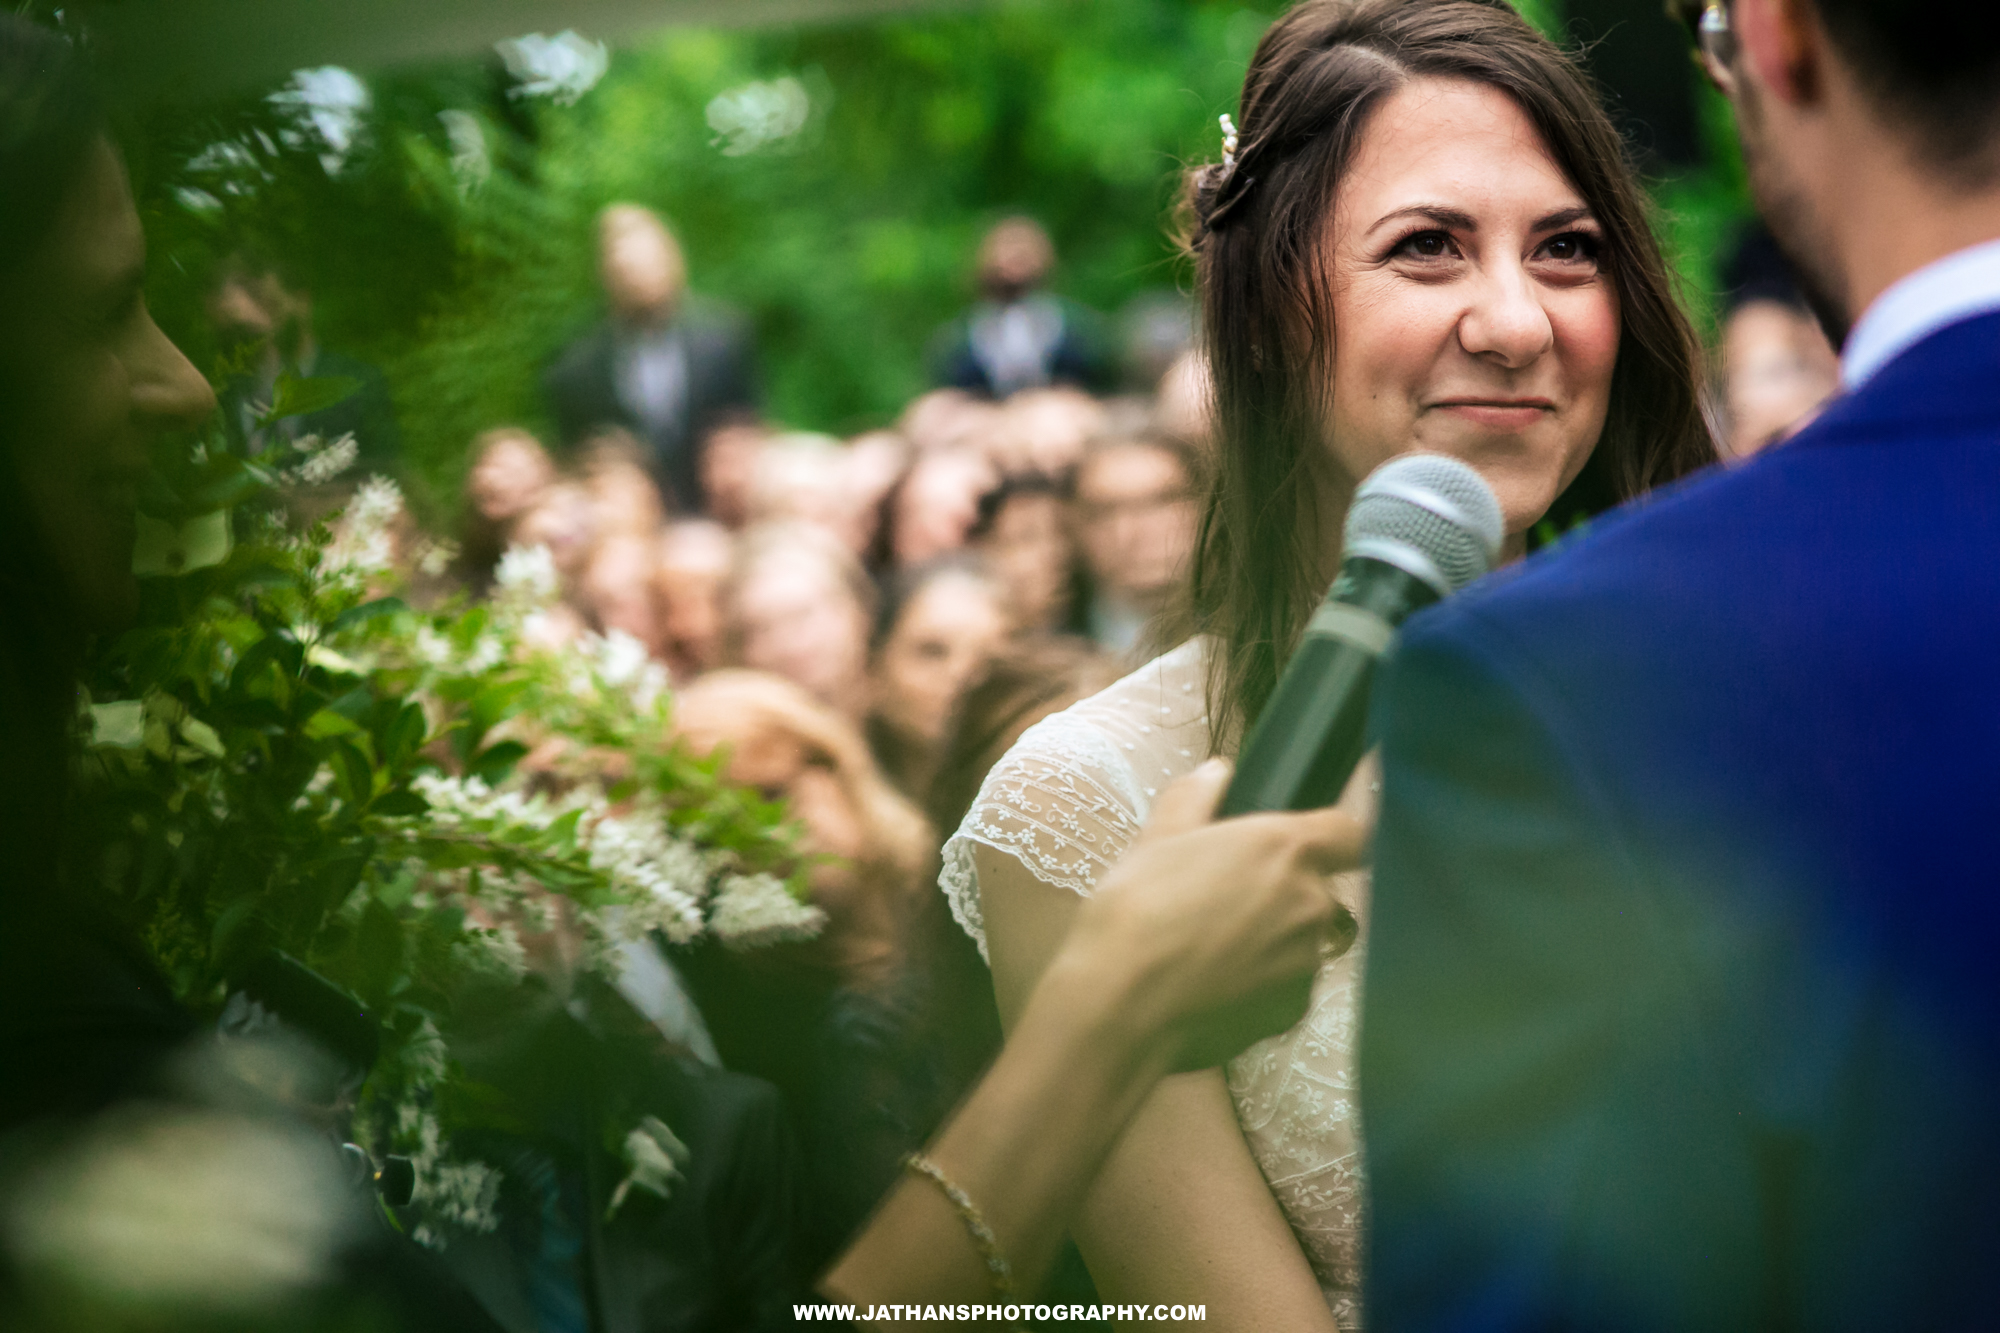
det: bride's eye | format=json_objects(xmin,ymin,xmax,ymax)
[
  {"xmin": 1391, "ymin": 229, "xmax": 1457, "ymax": 262},
  {"xmin": 1537, "ymin": 231, "xmax": 1602, "ymax": 267}
]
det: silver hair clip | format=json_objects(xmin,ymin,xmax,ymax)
[{"xmin": 1219, "ymin": 113, "xmax": 1240, "ymax": 169}]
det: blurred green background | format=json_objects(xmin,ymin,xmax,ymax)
[{"xmin": 121, "ymin": 0, "xmax": 1751, "ymax": 519}]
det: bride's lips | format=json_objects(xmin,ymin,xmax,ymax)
[{"xmin": 1430, "ymin": 397, "xmax": 1556, "ymax": 431}]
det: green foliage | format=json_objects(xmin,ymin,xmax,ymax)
[
  {"xmin": 125, "ymin": 0, "xmax": 1748, "ymax": 521},
  {"xmin": 71, "ymin": 393, "xmax": 815, "ymax": 1242}
]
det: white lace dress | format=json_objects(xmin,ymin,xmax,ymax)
[{"xmin": 939, "ymin": 638, "xmax": 1366, "ymax": 1328}]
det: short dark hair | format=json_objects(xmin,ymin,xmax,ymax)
[
  {"xmin": 1811, "ymin": 0, "xmax": 2000, "ymax": 181},
  {"xmin": 0, "ymin": 16, "xmax": 102, "ymax": 286}
]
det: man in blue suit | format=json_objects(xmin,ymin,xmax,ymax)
[{"xmin": 1361, "ymin": 0, "xmax": 2000, "ymax": 1327}]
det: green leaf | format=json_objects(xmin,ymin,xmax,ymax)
[
  {"xmin": 329, "ymin": 597, "xmax": 409, "ymax": 636},
  {"xmin": 302, "ymin": 708, "xmax": 362, "ymax": 740},
  {"xmin": 371, "ymin": 787, "xmax": 430, "ymax": 817},
  {"xmin": 466, "ymin": 740, "xmax": 528, "ymax": 788},
  {"xmin": 261, "ymin": 372, "xmax": 361, "ymax": 427},
  {"xmin": 380, "ymin": 701, "xmax": 428, "ymax": 772}
]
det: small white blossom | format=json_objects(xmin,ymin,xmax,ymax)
[
  {"xmin": 323, "ymin": 477, "xmax": 403, "ymax": 581},
  {"xmin": 282, "ymin": 433, "xmax": 358, "ymax": 486},
  {"xmin": 605, "ymin": 1116, "xmax": 689, "ymax": 1219},
  {"xmin": 492, "ymin": 544, "xmax": 560, "ymax": 620},
  {"xmin": 709, "ymin": 873, "xmax": 825, "ymax": 950},
  {"xmin": 495, "ymin": 31, "xmax": 608, "ymax": 106}
]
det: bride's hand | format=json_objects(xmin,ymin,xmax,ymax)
[{"xmin": 1053, "ymin": 758, "xmax": 1368, "ymax": 1070}]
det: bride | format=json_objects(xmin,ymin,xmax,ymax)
[{"xmin": 940, "ymin": 0, "xmax": 1716, "ymax": 1326}]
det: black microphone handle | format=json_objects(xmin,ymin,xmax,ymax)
[{"xmin": 1219, "ymin": 557, "xmax": 1439, "ymax": 817}]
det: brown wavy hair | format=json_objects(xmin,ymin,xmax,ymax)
[{"xmin": 1180, "ymin": 0, "xmax": 1715, "ymax": 746}]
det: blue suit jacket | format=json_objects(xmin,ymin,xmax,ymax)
[{"xmin": 1362, "ymin": 312, "xmax": 2000, "ymax": 1331}]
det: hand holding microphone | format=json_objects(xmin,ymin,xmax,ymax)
[
  {"xmin": 1173, "ymin": 455, "xmax": 1503, "ymax": 1061},
  {"xmin": 1223, "ymin": 452, "xmax": 1505, "ymax": 817}
]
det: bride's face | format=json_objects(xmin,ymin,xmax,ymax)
[{"xmin": 1324, "ymin": 76, "xmax": 1620, "ymax": 542}]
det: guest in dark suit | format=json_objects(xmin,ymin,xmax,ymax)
[
  {"xmin": 1362, "ymin": 0, "xmax": 2000, "ymax": 1327},
  {"xmin": 545, "ymin": 205, "xmax": 757, "ymax": 514},
  {"xmin": 208, "ymin": 248, "xmax": 403, "ymax": 472},
  {"xmin": 928, "ymin": 216, "xmax": 1113, "ymax": 399}
]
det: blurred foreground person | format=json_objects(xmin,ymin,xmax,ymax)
[
  {"xmin": 865, "ymin": 559, "xmax": 1012, "ymax": 802},
  {"xmin": 1071, "ymin": 434, "xmax": 1199, "ymax": 656},
  {"xmin": 207, "ymin": 246, "xmax": 403, "ymax": 471},
  {"xmin": 1363, "ymin": 0, "xmax": 2000, "ymax": 1327},
  {"xmin": 0, "ymin": 22, "xmax": 499, "ymax": 1331},
  {"xmin": 930, "ymin": 217, "xmax": 1112, "ymax": 398},
  {"xmin": 545, "ymin": 204, "xmax": 756, "ymax": 512},
  {"xmin": 720, "ymin": 523, "xmax": 875, "ymax": 719}
]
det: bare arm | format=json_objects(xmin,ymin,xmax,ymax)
[
  {"xmin": 981, "ymin": 847, "xmax": 1342, "ymax": 1332},
  {"xmin": 820, "ymin": 761, "xmax": 1357, "ymax": 1320}
]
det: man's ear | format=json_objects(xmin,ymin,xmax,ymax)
[{"xmin": 1737, "ymin": 0, "xmax": 1826, "ymax": 106}]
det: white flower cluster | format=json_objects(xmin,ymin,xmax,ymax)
[
  {"xmin": 492, "ymin": 544, "xmax": 560, "ymax": 622},
  {"xmin": 709, "ymin": 873, "xmax": 826, "ymax": 950},
  {"xmin": 280, "ymin": 432, "xmax": 358, "ymax": 487},
  {"xmin": 584, "ymin": 809, "xmax": 708, "ymax": 944},
  {"xmin": 323, "ymin": 477, "xmax": 403, "ymax": 581},
  {"xmin": 409, "ymin": 772, "xmax": 564, "ymax": 834},
  {"xmin": 409, "ymin": 623, "xmax": 507, "ymax": 677},
  {"xmin": 577, "ymin": 629, "xmax": 669, "ymax": 709},
  {"xmin": 392, "ymin": 1097, "xmax": 502, "ymax": 1247},
  {"xmin": 451, "ymin": 922, "xmax": 529, "ymax": 980}
]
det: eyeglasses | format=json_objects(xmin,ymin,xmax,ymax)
[{"xmin": 1668, "ymin": 0, "xmax": 1737, "ymax": 95}]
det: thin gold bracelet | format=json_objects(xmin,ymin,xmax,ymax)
[{"xmin": 902, "ymin": 1152, "xmax": 1017, "ymax": 1298}]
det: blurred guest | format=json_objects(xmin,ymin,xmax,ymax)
[
  {"xmin": 670, "ymin": 671, "xmax": 940, "ymax": 1266},
  {"xmin": 1072, "ymin": 434, "xmax": 1200, "ymax": 656},
  {"xmin": 840, "ymin": 430, "xmax": 913, "ymax": 557},
  {"xmin": 929, "ymin": 217, "xmax": 1113, "ymax": 398},
  {"xmin": 456, "ymin": 427, "xmax": 555, "ymax": 593},
  {"xmin": 883, "ymin": 448, "xmax": 998, "ymax": 570},
  {"xmin": 898, "ymin": 387, "xmax": 1003, "ymax": 455},
  {"xmin": 988, "ymin": 385, "xmax": 1107, "ymax": 477},
  {"xmin": 544, "ymin": 204, "xmax": 756, "ymax": 513},
  {"xmin": 1119, "ymin": 289, "xmax": 1198, "ymax": 392},
  {"xmin": 971, "ymin": 474, "xmax": 1082, "ymax": 635},
  {"xmin": 1154, "ymin": 348, "xmax": 1215, "ymax": 449},
  {"xmin": 697, "ymin": 420, "xmax": 767, "ymax": 531},
  {"xmin": 866, "ymin": 559, "xmax": 1012, "ymax": 802},
  {"xmin": 1717, "ymin": 226, "xmax": 1840, "ymax": 460},
  {"xmin": 720, "ymin": 523, "xmax": 875, "ymax": 719},
  {"xmin": 510, "ymin": 481, "xmax": 595, "ymax": 648},
  {"xmin": 207, "ymin": 246, "xmax": 402, "ymax": 471},
  {"xmin": 747, "ymin": 431, "xmax": 853, "ymax": 540},
  {"xmin": 655, "ymin": 519, "xmax": 733, "ymax": 680},
  {"xmin": 579, "ymin": 427, "xmax": 667, "ymax": 538}
]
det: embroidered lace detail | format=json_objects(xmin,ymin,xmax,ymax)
[{"xmin": 940, "ymin": 638, "xmax": 1366, "ymax": 1327}]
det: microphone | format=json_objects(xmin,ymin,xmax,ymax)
[{"xmin": 1219, "ymin": 453, "xmax": 1503, "ymax": 817}]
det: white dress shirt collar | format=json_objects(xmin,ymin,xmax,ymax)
[{"xmin": 1842, "ymin": 236, "xmax": 2000, "ymax": 389}]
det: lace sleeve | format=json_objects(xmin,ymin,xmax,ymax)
[{"xmin": 939, "ymin": 640, "xmax": 1214, "ymax": 960}]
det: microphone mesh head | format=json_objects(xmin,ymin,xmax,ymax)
[{"xmin": 1342, "ymin": 453, "xmax": 1505, "ymax": 595}]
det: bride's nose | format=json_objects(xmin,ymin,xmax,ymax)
[{"xmin": 1456, "ymin": 262, "xmax": 1554, "ymax": 369}]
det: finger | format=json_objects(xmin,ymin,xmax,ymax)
[
  {"xmin": 1139, "ymin": 757, "xmax": 1233, "ymax": 841},
  {"xmin": 1293, "ymin": 806, "xmax": 1371, "ymax": 876}
]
